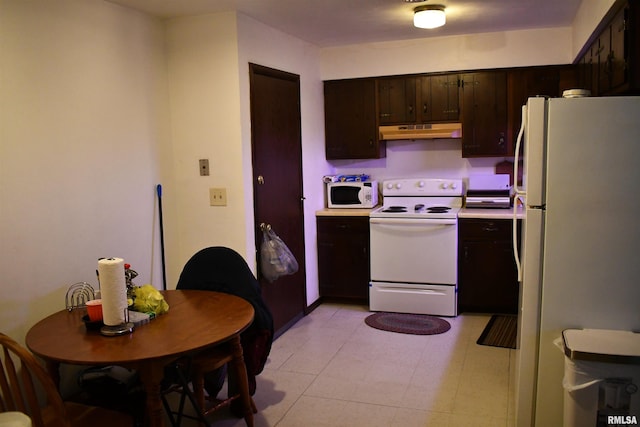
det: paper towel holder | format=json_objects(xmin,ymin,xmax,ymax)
[{"xmin": 100, "ymin": 308, "xmax": 134, "ymax": 337}]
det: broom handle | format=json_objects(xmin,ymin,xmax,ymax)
[{"xmin": 157, "ymin": 184, "xmax": 167, "ymax": 290}]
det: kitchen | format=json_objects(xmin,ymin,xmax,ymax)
[{"xmin": 1, "ymin": 0, "xmax": 638, "ymax": 426}]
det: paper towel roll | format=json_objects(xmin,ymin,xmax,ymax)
[{"xmin": 98, "ymin": 257, "xmax": 127, "ymax": 326}]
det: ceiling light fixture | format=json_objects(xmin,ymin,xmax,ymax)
[{"xmin": 413, "ymin": 5, "xmax": 446, "ymax": 29}]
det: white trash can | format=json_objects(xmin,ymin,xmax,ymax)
[{"xmin": 561, "ymin": 329, "xmax": 640, "ymax": 427}]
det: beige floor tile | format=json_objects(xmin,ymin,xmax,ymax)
[{"xmin": 164, "ymin": 304, "xmax": 515, "ymax": 426}]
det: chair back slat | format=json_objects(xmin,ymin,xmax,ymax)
[
  {"xmin": 0, "ymin": 333, "xmax": 69, "ymax": 427},
  {"xmin": 1, "ymin": 346, "xmax": 22, "ymax": 412}
]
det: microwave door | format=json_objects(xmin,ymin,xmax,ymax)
[{"xmin": 330, "ymin": 186, "xmax": 362, "ymax": 205}]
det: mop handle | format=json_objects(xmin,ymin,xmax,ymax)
[{"xmin": 157, "ymin": 184, "xmax": 167, "ymax": 291}]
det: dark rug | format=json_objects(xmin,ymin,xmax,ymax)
[
  {"xmin": 364, "ymin": 312, "xmax": 451, "ymax": 335},
  {"xmin": 477, "ymin": 314, "xmax": 517, "ymax": 349}
]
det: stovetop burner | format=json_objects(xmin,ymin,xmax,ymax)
[
  {"xmin": 426, "ymin": 206, "xmax": 451, "ymax": 213},
  {"xmin": 382, "ymin": 206, "xmax": 407, "ymax": 213}
]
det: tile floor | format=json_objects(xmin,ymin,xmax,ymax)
[{"xmin": 167, "ymin": 303, "xmax": 516, "ymax": 427}]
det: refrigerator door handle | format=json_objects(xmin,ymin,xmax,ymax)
[
  {"xmin": 512, "ymin": 104, "xmax": 527, "ymax": 281},
  {"xmin": 513, "ymin": 104, "xmax": 526, "ymax": 197}
]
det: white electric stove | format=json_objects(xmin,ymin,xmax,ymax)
[{"xmin": 369, "ymin": 178, "xmax": 463, "ymax": 316}]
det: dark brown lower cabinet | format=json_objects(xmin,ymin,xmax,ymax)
[
  {"xmin": 317, "ymin": 216, "xmax": 370, "ymax": 302},
  {"xmin": 458, "ymin": 218, "xmax": 521, "ymax": 314}
]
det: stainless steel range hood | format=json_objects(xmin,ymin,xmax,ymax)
[{"xmin": 379, "ymin": 123, "xmax": 462, "ymax": 141}]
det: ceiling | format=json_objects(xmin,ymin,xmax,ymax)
[{"xmin": 106, "ymin": 0, "xmax": 584, "ymax": 48}]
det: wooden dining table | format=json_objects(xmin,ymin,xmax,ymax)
[{"xmin": 25, "ymin": 289, "xmax": 255, "ymax": 427}]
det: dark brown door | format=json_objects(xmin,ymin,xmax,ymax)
[{"xmin": 249, "ymin": 63, "xmax": 306, "ymax": 336}]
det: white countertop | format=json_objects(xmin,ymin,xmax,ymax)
[
  {"xmin": 316, "ymin": 206, "xmax": 524, "ymax": 219},
  {"xmin": 316, "ymin": 207, "xmax": 377, "ymax": 217},
  {"xmin": 458, "ymin": 206, "xmax": 524, "ymax": 219}
]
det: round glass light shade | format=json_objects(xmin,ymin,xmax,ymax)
[{"xmin": 414, "ymin": 7, "xmax": 446, "ymax": 29}]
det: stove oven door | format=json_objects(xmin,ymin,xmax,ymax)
[
  {"xmin": 369, "ymin": 217, "xmax": 458, "ymax": 316},
  {"xmin": 370, "ymin": 217, "xmax": 457, "ymax": 284}
]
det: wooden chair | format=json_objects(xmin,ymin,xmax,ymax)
[
  {"xmin": 0, "ymin": 332, "xmax": 134, "ymax": 427},
  {"xmin": 161, "ymin": 340, "xmax": 256, "ymax": 427},
  {"xmin": 161, "ymin": 246, "xmax": 272, "ymax": 427}
]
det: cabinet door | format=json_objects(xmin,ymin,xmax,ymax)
[
  {"xmin": 610, "ymin": 6, "xmax": 628, "ymax": 91},
  {"xmin": 419, "ymin": 74, "xmax": 460, "ymax": 122},
  {"xmin": 575, "ymin": 0, "xmax": 639, "ymax": 96},
  {"xmin": 597, "ymin": 29, "xmax": 611, "ymax": 94},
  {"xmin": 461, "ymin": 71, "xmax": 507, "ymax": 157},
  {"xmin": 578, "ymin": 48, "xmax": 594, "ymax": 94},
  {"xmin": 324, "ymin": 79, "xmax": 383, "ymax": 160},
  {"xmin": 377, "ymin": 77, "xmax": 417, "ymax": 124},
  {"xmin": 317, "ymin": 217, "xmax": 370, "ymax": 301},
  {"xmin": 458, "ymin": 219, "xmax": 520, "ymax": 314}
]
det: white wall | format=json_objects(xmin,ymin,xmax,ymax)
[
  {"xmin": 320, "ymin": 27, "xmax": 574, "ymax": 80},
  {"xmin": 0, "ymin": 0, "xmax": 169, "ymax": 342},
  {"xmin": 164, "ymin": 12, "xmax": 328, "ymax": 306},
  {"xmin": 572, "ymin": 0, "xmax": 617, "ymax": 57},
  {"xmin": 164, "ymin": 13, "xmax": 248, "ymax": 287}
]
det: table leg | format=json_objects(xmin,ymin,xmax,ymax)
[
  {"xmin": 136, "ymin": 361, "xmax": 166, "ymax": 427},
  {"xmin": 44, "ymin": 360, "xmax": 61, "ymax": 387},
  {"xmin": 229, "ymin": 334, "xmax": 254, "ymax": 427}
]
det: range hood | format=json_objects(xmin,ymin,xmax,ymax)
[{"xmin": 379, "ymin": 123, "xmax": 462, "ymax": 141}]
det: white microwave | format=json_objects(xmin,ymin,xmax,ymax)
[{"xmin": 327, "ymin": 181, "xmax": 378, "ymax": 208}]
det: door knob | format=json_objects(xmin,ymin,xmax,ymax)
[{"xmin": 257, "ymin": 175, "xmax": 265, "ymax": 185}]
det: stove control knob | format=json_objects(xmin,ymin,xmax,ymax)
[
  {"xmin": 395, "ymin": 182, "xmax": 403, "ymax": 189},
  {"xmin": 417, "ymin": 181, "xmax": 425, "ymax": 188},
  {"xmin": 440, "ymin": 182, "xmax": 448, "ymax": 190},
  {"xmin": 450, "ymin": 182, "xmax": 458, "ymax": 189},
  {"xmin": 386, "ymin": 183, "xmax": 394, "ymax": 190}
]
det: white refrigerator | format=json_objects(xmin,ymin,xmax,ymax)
[{"xmin": 512, "ymin": 96, "xmax": 640, "ymax": 427}]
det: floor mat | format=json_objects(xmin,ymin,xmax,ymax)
[
  {"xmin": 477, "ymin": 314, "xmax": 517, "ymax": 349},
  {"xmin": 364, "ymin": 312, "xmax": 451, "ymax": 335}
]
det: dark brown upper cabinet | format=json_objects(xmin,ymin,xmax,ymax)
[
  {"xmin": 377, "ymin": 77, "xmax": 417, "ymax": 125},
  {"xmin": 418, "ymin": 74, "xmax": 461, "ymax": 123},
  {"xmin": 577, "ymin": 1, "xmax": 639, "ymax": 95},
  {"xmin": 324, "ymin": 78, "xmax": 385, "ymax": 160},
  {"xmin": 377, "ymin": 74, "xmax": 461, "ymax": 125},
  {"xmin": 461, "ymin": 71, "xmax": 508, "ymax": 158}
]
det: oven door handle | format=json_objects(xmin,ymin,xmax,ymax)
[
  {"xmin": 369, "ymin": 218, "xmax": 457, "ymax": 226},
  {"xmin": 376, "ymin": 286, "xmax": 448, "ymax": 296}
]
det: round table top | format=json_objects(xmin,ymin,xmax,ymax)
[{"xmin": 26, "ymin": 290, "xmax": 255, "ymax": 365}]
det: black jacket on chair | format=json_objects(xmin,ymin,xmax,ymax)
[{"xmin": 176, "ymin": 246, "xmax": 274, "ymax": 396}]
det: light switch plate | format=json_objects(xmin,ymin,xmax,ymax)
[{"xmin": 209, "ymin": 188, "xmax": 227, "ymax": 206}]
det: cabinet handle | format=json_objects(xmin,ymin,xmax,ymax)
[
  {"xmin": 408, "ymin": 104, "xmax": 414, "ymax": 115},
  {"xmin": 423, "ymin": 104, "xmax": 428, "ymax": 114},
  {"xmin": 380, "ymin": 113, "xmax": 391, "ymax": 118}
]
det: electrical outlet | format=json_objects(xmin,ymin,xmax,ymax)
[
  {"xmin": 209, "ymin": 188, "xmax": 227, "ymax": 206},
  {"xmin": 199, "ymin": 159, "xmax": 210, "ymax": 176}
]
